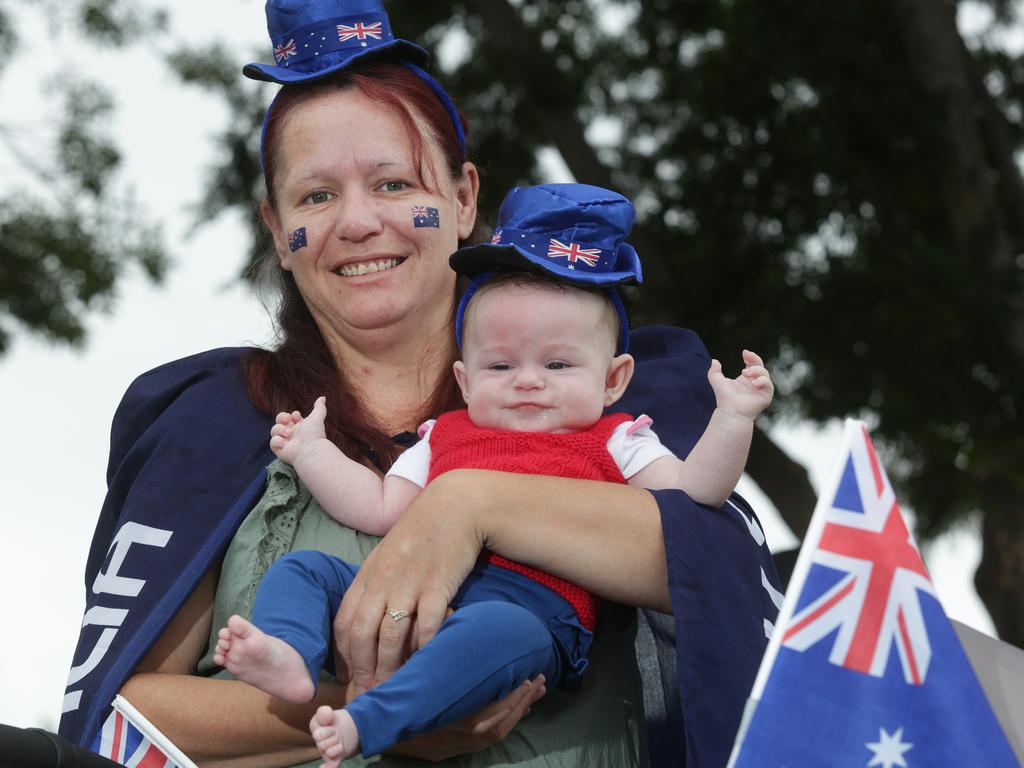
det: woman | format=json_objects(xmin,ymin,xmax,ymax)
[{"xmin": 59, "ymin": 2, "xmax": 781, "ymax": 766}]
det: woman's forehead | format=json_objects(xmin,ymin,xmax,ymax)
[
  {"xmin": 281, "ymin": 89, "xmax": 410, "ymax": 148},
  {"xmin": 276, "ymin": 88, "xmax": 441, "ymax": 183}
]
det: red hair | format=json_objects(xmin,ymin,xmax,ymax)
[
  {"xmin": 262, "ymin": 62, "xmax": 466, "ymax": 208},
  {"xmin": 245, "ymin": 62, "xmax": 484, "ymax": 469}
]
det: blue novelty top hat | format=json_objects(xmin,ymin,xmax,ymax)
[
  {"xmin": 450, "ymin": 183, "xmax": 643, "ymax": 287},
  {"xmin": 244, "ymin": 0, "xmax": 466, "ymax": 157},
  {"xmin": 452, "ymin": 184, "xmax": 642, "ymax": 354},
  {"xmin": 243, "ymin": 0, "xmax": 428, "ymax": 84}
]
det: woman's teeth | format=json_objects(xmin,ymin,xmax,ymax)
[{"xmin": 337, "ymin": 258, "xmax": 402, "ymax": 277}]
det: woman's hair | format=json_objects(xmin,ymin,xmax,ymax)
[{"xmin": 244, "ymin": 62, "xmax": 486, "ymax": 469}]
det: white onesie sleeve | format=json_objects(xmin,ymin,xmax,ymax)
[
  {"xmin": 385, "ymin": 419, "xmax": 435, "ymax": 488},
  {"xmin": 607, "ymin": 415, "xmax": 676, "ymax": 479}
]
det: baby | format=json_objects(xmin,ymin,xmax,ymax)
[{"xmin": 214, "ymin": 184, "xmax": 773, "ymax": 765}]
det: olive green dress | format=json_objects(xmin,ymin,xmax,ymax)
[{"xmin": 197, "ymin": 461, "xmax": 648, "ymax": 767}]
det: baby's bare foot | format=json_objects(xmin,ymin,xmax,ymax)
[
  {"xmin": 214, "ymin": 614, "xmax": 315, "ymax": 703},
  {"xmin": 310, "ymin": 705, "xmax": 360, "ymax": 767}
]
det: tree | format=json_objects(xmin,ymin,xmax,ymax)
[
  {"xmin": 0, "ymin": 0, "xmax": 168, "ymax": 354},
  {"xmin": 173, "ymin": 1, "xmax": 1024, "ymax": 643}
]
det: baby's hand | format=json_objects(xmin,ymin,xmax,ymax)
[
  {"xmin": 270, "ymin": 396, "xmax": 329, "ymax": 466},
  {"xmin": 708, "ymin": 350, "xmax": 774, "ymax": 420}
]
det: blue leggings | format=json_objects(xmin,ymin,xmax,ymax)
[{"xmin": 251, "ymin": 550, "xmax": 565, "ymax": 757}]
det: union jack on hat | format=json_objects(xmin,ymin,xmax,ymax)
[{"xmin": 450, "ymin": 183, "xmax": 643, "ymax": 287}]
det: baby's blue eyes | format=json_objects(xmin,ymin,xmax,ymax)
[{"xmin": 546, "ymin": 362, "xmax": 570, "ymax": 370}]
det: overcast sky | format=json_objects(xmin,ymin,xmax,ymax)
[{"xmin": 0, "ymin": 0, "xmax": 997, "ymax": 734}]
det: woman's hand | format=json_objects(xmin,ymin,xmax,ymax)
[
  {"xmin": 332, "ymin": 468, "xmax": 670, "ymax": 697},
  {"xmin": 332, "ymin": 470, "xmax": 486, "ymax": 695},
  {"xmin": 387, "ymin": 675, "xmax": 547, "ymax": 762}
]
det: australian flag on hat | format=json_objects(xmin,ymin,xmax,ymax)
[
  {"xmin": 728, "ymin": 419, "xmax": 1019, "ymax": 768},
  {"xmin": 449, "ymin": 183, "xmax": 643, "ymax": 287}
]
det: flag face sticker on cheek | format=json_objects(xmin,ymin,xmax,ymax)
[
  {"xmin": 412, "ymin": 206, "xmax": 440, "ymax": 228},
  {"xmin": 288, "ymin": 227, "xmax": 307, "ymax": 252}
]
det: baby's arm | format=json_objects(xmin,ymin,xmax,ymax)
[
  {"xmin": 270, "ymin": 397, "xmax": 420, "ymax": 536},
  {"xmin": 628, "ymin": 350, "xmax": 773, "ymax": 507}
]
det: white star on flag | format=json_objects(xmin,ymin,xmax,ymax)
[{"xmin": 866, "ymin": 726, "xmax": 913, "ymax": 768}]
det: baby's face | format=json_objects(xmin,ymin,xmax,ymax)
[{"xmin": 454, "ymin": 282, "xmax": 621, "ymax": 433}]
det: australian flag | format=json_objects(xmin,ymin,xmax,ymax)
[
  {"xmin": 729, "ymin": 419, "xmax": 1019, "ymax": 768},
  {"xmin": 412, "ymin": 205, "xmax": 439, "ymax": 228},
  {"xmin": 287, "ymin": 227, "xmax": 307, "ymax": 252}
]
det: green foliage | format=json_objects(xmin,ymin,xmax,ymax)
[
  {"xmin": 166, "ymin": 44, "xmax": 271, "ymax": 276},
  {"xmin": 0, "ymin": 7, "xmax": 15, "ymax": 77},
  {"xmin": 76, "ymin": 0, "xmax": 168, "ymax": 45},
  {"xmin": 175, "ymin": 0, "xmax": 1024, "ymax": 543},
  {"xmin": 0, "ymin": 0, "xmax": 168, "ymax": 352},
  {"xmin": 380, "ymin": 0, "xmax": 1024, "ymax": 540},
  {"xmin": 0, "ymin": 203, "xmax": 162, "ymax": 351}
]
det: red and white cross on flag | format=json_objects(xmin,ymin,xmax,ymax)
[
  {"xmin": 546, "ymin": 238, "xmax": 601, "ymax": 268},
  {"xmin": 337, "ymin": 21, "xmax": 383, "ymax": 42},
  {"xmin": 780, "ymin": 421, "xmax": 935, "ymax": 685}
]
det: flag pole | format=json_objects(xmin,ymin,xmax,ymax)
[{"xmin": 726, "ymin": 418, "xmax": 864, "ymax": 767}]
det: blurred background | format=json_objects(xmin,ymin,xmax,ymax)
[{"xmin": 1, "ymin": 0, "xmax": 1021, "ymax": 733}]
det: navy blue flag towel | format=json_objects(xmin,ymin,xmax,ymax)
[{"xmin": 728, "ymin": 419, "xmax": 1019, "ymax": 768}]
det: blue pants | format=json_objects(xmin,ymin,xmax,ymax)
[{"xmin": 251, "ymin": 550, "xmax": 584, "ymax": 757}]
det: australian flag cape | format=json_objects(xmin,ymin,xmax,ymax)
[
  {"xmin": 728, "ymin": 419, "xmax": 1019, "ymax": 767},
  {"xmin": 59, "ymin": 325, "xmax": 782, "ymax": 768}
]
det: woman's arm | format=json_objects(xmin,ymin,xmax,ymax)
[
  {"xmin": 121, "ymin": 564, "xmax": 344, "ymax": 768},
  {"xmin": 333, "ymin": 469, "xmax": 670, "ymax": 695},
  {"xmin": 123, "ymin": 559, "xmax": 543, "ymax": 767}
]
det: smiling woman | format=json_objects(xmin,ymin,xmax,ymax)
[
  {"xmin": 248, "ymin": 64, "xmax": 483, "ymax": 465},
  {"xmin": 59, "ymin": 2, "xmax": 782, "ymax": 766},
  {"xmin": 262, "ymin": 83, "xmax": 477, "ymax": 353}
]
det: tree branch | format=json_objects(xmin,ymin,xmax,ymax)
[
  {"xmin": 467, "ymin": 0, "xmax": 820, "ymax": 542},
  {"xmin": 746, "ymin": 425, "xmax": 818, "ymax": 540}
]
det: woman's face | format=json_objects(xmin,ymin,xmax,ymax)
[{"xmin": 263, "ymin": 87, "xmax": 478, "ymax": 348}]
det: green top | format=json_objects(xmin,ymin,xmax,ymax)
[{"xmin": 198, "ymin": 460, "xmax": 648, "ymax": 767}]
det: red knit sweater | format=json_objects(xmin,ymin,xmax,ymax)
[{"xmin": 425, "ymin": 409, "xmax": 633, "ymax": 629}]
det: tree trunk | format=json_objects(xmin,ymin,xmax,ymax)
[
  {"xmin": 747, "ymin": 425, "xmax": 818, "ymax": 540},
  {"xmin": 976, "ymin": 478, "xmax": 1024, "ymax": 647},
  {"xmin": 890, "ymin": 0, "xmax": 1024, "ymax": 643}
]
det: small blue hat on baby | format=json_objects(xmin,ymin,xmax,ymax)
[
  {"xmin": 244, "ymin": 0, "xmax": 465, "ymax": 158},
  {"xmin": 451, "ymin": 183, "xmax": 643, "ymax": 353}
]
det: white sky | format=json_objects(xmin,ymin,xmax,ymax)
[{"xmin": 0, "ymin": 0, "xmax": 998, "ymax": 734}]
